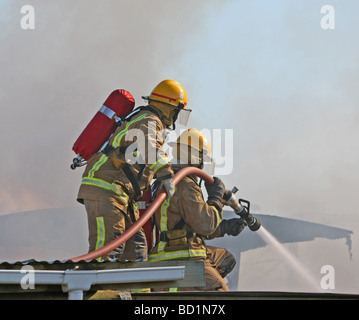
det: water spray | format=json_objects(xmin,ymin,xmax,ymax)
[
  {"xmin": 222, "ymin": 188, "xmax": 321, "ymax": 291},
  {"xmin": 257, "ymin": 226, "xmax": 322, "ymax": 291},
  {"xmin": 223, "ymin": 187, "xmax": 261, "ymax": 231}
]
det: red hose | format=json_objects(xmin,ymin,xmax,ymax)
[{"xmin": 70, "ymin": 166, "xmax": 214, "ymax": 262}]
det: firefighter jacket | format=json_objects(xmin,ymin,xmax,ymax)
[
  {"xmin": 149, "ymin": 167, "xmax": 223, "ymax": 262},
  {"xmin": 77, "ymin": 106, "xmax": 174, "ymax": 206}
]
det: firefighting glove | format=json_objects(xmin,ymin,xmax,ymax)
[
  {"xmin": 219, "ymin": 218, "xmax": 247, "ymax": 237},
  {"xmin": 205, "ymin": 177, "xmax": 225, "ymax": 210},
  {"xmin": 161, "ymin": 177, "xmax": 175, "ymax": 198}
]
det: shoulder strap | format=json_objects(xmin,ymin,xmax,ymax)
[{"xmin": 118, "ymin": 105, "xmax": 161, "ymax": 126}]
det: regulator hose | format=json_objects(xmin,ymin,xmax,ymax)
[{"xmin": 69, "ymin": 166, "xmax": 214, "ymax": 262}]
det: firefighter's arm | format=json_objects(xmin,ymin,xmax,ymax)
[
  {"xmin": 137, "ymin": 118, "xmax": 173, "ymax": 175},
  {"xmin": 205, "ymin": 176, "xmax": 225, "ymax": 212},
  {"xmin": 207, "ymin": 218, "xmax": 247, "ymax": 239},
  {"xmin": 181, "ymin": 181, "xmax": 223, "ymax": 236},
  {"xmin": 137, "ymin": 118, "xmax": 175, "ymax": 196}
]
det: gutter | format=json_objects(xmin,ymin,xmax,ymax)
[{"xmin": 0, "ymin": 265, "xmax": 185, "ymax": 300}]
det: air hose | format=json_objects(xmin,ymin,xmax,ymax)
[{"xmin": 70, "ymin": 166, "xmax": 214, "ymax": 262}]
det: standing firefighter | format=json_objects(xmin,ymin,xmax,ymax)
[
  {"xmin": 77, "ymin": 80, "xmax": 191, "ymax": 262},
  {"xmin": 149, "ymin": 129, "xmax": 247, "ymax": 291}
]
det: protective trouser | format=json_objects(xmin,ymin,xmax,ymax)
[
  {"xmin": 204, "ymin": 246, "xmax": 236, "ymax": 291},
  {"xmin": 153, "ymin": 246, "xmax": 236, "ymax": 292},
  {"xmin": 84, "ymin": 198, "xmax": 148, "ymax": 262}
]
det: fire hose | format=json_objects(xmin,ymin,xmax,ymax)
[
  {"xmin": 70, "ymin": 167, "xmax": 212, "ymax": 261},
  {"xmin": 69, "ymin": 166, "xmax": 260, "ymax": 262}
]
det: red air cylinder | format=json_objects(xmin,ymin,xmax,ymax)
[{"xmin": 72, "ymin": 89, "xmax": 135, "ymax": 161}]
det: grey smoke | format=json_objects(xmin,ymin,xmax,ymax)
[
  {"xmin": 3, "ymin": 1, "xmax": 358, "ymax": 219},
  {"xmin": 0, "ymin": 0, "xmax": 221, "ymax": 214}
]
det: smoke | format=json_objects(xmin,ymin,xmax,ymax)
[
  {"xmin": 0, "ymin": 0, "xmax": 222, "ymax": 214},
  {"xmin": 0, "ymin": 179, "xmax": 62, "ymax": 215},
  {"xmin": 1, "ymin": 0, "xmax": 358, "ymax": 219},
  {"xmin": 181, "ymin": 0, "xmax": 359, "ymax": 219}
]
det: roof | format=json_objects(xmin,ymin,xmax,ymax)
[{"xmin": 0, "ymin": 259, "xmax": 205, "ymax": 300}]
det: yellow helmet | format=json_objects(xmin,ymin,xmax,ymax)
[
  {"xmin": 143, "ymin": 79, "xmax": 188, "ymax": 109},
  {"xmin": 175, "ymin": 128, "xmax": 212, "ymax": 155},
  {"xmin": 142, "ymin": 80, "xmax": 191, "ymax": 128},
  {"xmin": 170, "ymin": 129, "xmax": 215, "ymax": 173}
]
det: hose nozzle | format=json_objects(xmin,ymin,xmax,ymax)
[
  {"xmin": 223, "ymin": 188, "xmax": 261, "ymax": 232},
  {"xmin": 242, "ymin": 211, "xmax": 261, "ymax": 231}
]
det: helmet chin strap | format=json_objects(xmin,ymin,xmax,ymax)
[
  {"xmin": 147, "ymin": 100, "xmax": 185, "ymax": 130},
  {"xmin": 169, "ymin": 102, "xmax": 186, "ymax": 130},
  {"xmin": 169, "ymin": 108, "xmax": 181, "ymax": 130}
]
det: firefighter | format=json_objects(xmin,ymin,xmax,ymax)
[
  {"xmin": 149, "ymin": 129, "xmax": 247, "ymax": 291},
  {"xmin": 77, "ymin": 80, "xmax": 191, "ymax": 262}
]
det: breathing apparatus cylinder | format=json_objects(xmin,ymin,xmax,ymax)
[
  {"xmin": 71, "ymin": 89, "xmax": 135, "ymax": 169},
  {"xmin": 223, "ymin": 188, "xmax": 261, "ymax": 231}
]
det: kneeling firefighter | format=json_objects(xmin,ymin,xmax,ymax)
[
  {"xmin": 149, "ymin": 129, "xmax": 247, "ymax": 291},
  {"xmin": 77, "ymin": 80, "xmax": 191, "ymax": 262}
]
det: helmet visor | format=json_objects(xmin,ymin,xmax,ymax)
[{"xmin": 176, "ymin": 108, "xmax": 192, "ymax": 126}]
